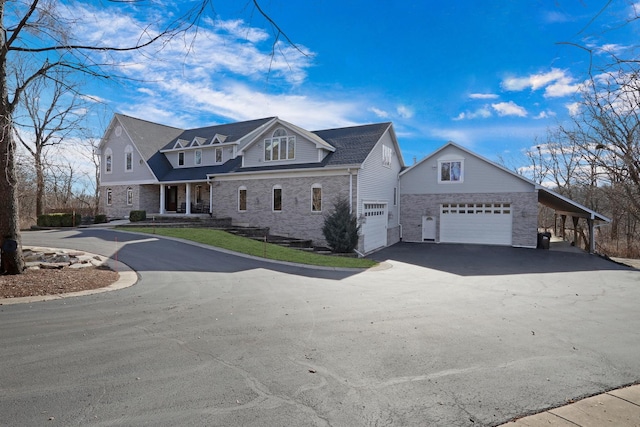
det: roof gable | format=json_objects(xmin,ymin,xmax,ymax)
[
  {"xmin": 162, "ymin": 117, "xmax": 276, "ymax": 151},
  {"xmin": 313, "ymin": 122, "xmax": 394, "ymax": 166},
  {"xmin": 236, "ymin": 118, "xmax": 336, "ymax": 155}
]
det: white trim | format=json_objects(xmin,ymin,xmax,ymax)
[
  {"xmin": 238, "ymin": 185, "xmax": 247, "ymax": 212},
  {"xmin": 208, "ymin": 165, "xmax": 361, "ymax": 181},
  {"xmin": 272, "ymin": 185, "xmax": 283, "ymax": 212},
  {"xmin": 311, "ymin": 183, "xmax": 322, "ymax": 212}
]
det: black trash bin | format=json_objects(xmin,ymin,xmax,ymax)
[
  {"xmin": 1, "ymin": 238, "xmax": 18, "ymax": 273},
  {"xmin": 537, "ymin": 232, "xmax": 551, "ymax": 250}
]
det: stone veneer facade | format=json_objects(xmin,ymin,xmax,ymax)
[
  {"xmin": 400, "ymin": 192, "xmax": 538, "ymax": 248},
  {"xmin": 212, "ymin": 175, "xmax": 356, "ymax": 247}
]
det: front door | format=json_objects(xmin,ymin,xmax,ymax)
[{"xmin": 165, "ymin": 186, "xmax": 177, "ymax": 211}]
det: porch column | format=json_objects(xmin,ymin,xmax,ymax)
[
  {"xmin": 159, "ymin": 184, "xmax": 166, "ymax": 214},
  {"xmin": 572, "ymin": 216, "xmax": 579, "ymax": 247},
  {"xmin": 208, "ymin": 182, "xmax": 213, "ymax": 215},
  {"xmin": 560, "ymin": 214, "xmax": 567, "ymax": 238},
  {"xmin": 186, "ymin": 184, "xmax": 191, "ymax": 214}
]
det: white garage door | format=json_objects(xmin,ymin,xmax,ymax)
[
  {"xmin": 440, "ymin": 203, "xmax": 512, "ymax": 245},
  {"xmin": 363, "ymin": 203, "xmax": 388, "ymax": 252}
]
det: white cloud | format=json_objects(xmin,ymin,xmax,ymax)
[
  {"xmin": 469, "ymin": 93, "xmax": 499, "ymax": 100},
  {"xmin": 453, "ymin": 106, "xmax": 492, "ymax": 121},
  {"xmin": 502, "ymin": 68, "xmax": 579, "ymax": 97},
  {"xmin": 369, "ymin": 107, "xmax": 390, "ymax": 118},
  {"xmin": 492, "ymin": 101, "xmax": 528, "ymax": 117},
  {"xmin": 396, "ymin": 105, "xmax": 414, "ymax": 119},
  {"xmin": 533, "ymin": 110, "xmax": 556, "ymax": 119},
  {"xmin": 566, "ymin": 102, "xmax": 581, "ymax": 116}
]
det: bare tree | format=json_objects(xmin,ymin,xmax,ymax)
[{"xmin": 13, "ymin": 68, "xmax": 87, "ymax": 217}]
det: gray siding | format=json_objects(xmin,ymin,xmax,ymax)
[
  {"xmin": 401, "ymin": 145, "xmax": 534, "ymax": 195},
  {"xmin": 357, "ymin": 130, "xmax": 402, "ymax": 228},
  {"xmin": 400, "ymin": 192, "xmax": 538, "ymax": 247},
  {"xmin": 243, "ymin": 124, "xmax": 324, "ymax": 168},
  {"xmin": 100, "ymin": 129, "xmax": 156, "ymax": 183},
  {"xmin": 213, "ymin": 174, "xmax": 357, "ymax": 246},
  {"xmin": 165, "ymin": 145, "xmax": 235, "ymax": 168}
]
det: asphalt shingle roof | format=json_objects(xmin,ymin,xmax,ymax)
[
  {"xmin": 116, "ymin": 114, "xmax": 391, "ymax": 181},
  {"xmin": 161, "ymin": 117, "xmax": 276, "ymax": 150}
]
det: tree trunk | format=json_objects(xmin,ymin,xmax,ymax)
[
  {"xmin": 0, "ymin": 0, "xmax": 25, "ymax": 274},
  {"xmin": 0, "ymin": 110, "xmax": 25, "ymax": 274},
  {"xmin": 35, "ymin": 151, "xmax": 44, "ymax": 217}
]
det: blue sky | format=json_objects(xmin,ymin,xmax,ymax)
[{"xmin": 79, "ymin": 1, "xmax": 640, "ymax": 168}]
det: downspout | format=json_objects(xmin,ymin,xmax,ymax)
[
  {"xmin": 397, "ymin": 174, "xmax": 402, "ymax": 241},
  {"xmin": 348, "ymin": 168, "xmax": 353, "ymax": 213},
  {"xmin": 208, "ymin": 181, "xmax": 213, "ymax": 216}
]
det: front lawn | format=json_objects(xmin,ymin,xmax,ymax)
[{"xmin": 120, "ymin": 227, "xmax": 378, "ymax": 268}]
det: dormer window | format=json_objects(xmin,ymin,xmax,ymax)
[
  {"xmin": 173, "ymin": 139, "xmax": 187, "ymax": 149},
  {"xmin": 212, "ymin": 134, "xmax": 227, "ymax": 144},
  {"xmin": 190, "ymin": 137, "xmax": 205, "ymax": 147},
  {"xmin": 438, "ymin": 159, "xmax": 463, "ymax": 183},
  {"xmin": 265, "ymin": 128, "xmax": 295, "ymax": 161}
]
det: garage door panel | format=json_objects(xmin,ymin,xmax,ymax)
[
  {"xmin": 440, "ymin": 203, "xmax": 512, "ymax": 245},
  {"xmin": 363, "ymin": 203, "xmax": 387, "ymax": 252}
]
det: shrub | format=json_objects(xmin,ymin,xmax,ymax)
[
  {"xmin": 94, "ymin": 214, "xmax": 108, "ymax": 224},
  {"xmin": 129, "ymin": 210, "xmax": 147, "ymax": 222},
  {"xmin": 37, "ymin": 213, "xmax": 81, "ymax": 227},
  {"xmin": 322, "ymin": 198, "xmax": 360, "ymax": 253}
]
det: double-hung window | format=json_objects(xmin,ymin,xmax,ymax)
[
  {"xmin": 438, "ymin": 159, "xmax": 463, "ymax": 183},
  {"xmin": 272, "ymin": 185, "xmax": 282, "ymax": 211}
]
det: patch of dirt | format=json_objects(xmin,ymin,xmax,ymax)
[{"xmin": 0, "ymin": 266, "xmax": 119, "ymax": 299}]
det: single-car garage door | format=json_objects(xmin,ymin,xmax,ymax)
[
  {"xmin": 363, "ymin": 202, "xmax": 388, "ymax": 252},
  {"xmin": 440, "ymin": 203, "xmax": 512, "ymax": 245}
]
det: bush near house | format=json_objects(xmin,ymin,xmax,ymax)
[
  {"xmin": 322, "ymin": 198, "xmax": 360, "ymax": 253},
  {"xmin": 94, "ymin": 214, "xmax": 108, "ymax": 224},
  {"xmin": 129, "ymin": 210, "xmax": 147, "ymax": 222},
  {"xmin": 37, "ymin": 213, "xmax": 82, "ymax": 227}
]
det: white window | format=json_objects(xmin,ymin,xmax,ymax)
[
  {"xmin": 106, "ymin": 188, "xmax": 112, "ymax": 206},
  {"xmin": 126, "ymin": 187, "xmax": 133, "ymax": 206},
  {"xmin": 382, "ymin": 145, "xmax": 393, "ymax": 168},
  {"xmin": 311, "ymin": 184, "xmax": 322, "ymax": 212},
  {"xmin": 215, "ymin": 148, "xmax": 223, "ymax": 163},
  {"xmin": 178, "ymin": 151, "xmax": 185, "ymax": 166},
  {"xmin": 238, "ymin": 186, "xmax": 247, "ymax": 211},
  {"xmin": 195, "ymin": 150, "xmax": 202, "ymax": 165},
  {"xmin": 105, "ymin": 148, "xmax": 112, "ymax": 174},
  {"xmin": 438, "ymin": 160, "xmax": 463, "ymax": 183},
  {"xmin": 265, "ymin": 128, "xmax": 295, "ymax": 161},
  {"xmin": 272, "ymin": 185, "xmax": 282, "ymax": 211},
  {"xmin": 124, "ymin": 145, "xmax": 133, "ymax": 172}
]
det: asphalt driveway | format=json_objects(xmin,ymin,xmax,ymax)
[{"xmin": 2, "ymin": 229, "xmax": 639, "ymax": 426}]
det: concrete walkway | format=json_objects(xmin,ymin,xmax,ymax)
[{"xmin": 499, "ymin": 384, "xmax": 640, "ymax": 426}]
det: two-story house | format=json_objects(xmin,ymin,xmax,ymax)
[
  {"xmin": 98, "ymin": 114, "xmax": 404, "ymax": 254},
  {"xmin": 98, "ymin": 114, "xmax": 609, "ymax": 254}
]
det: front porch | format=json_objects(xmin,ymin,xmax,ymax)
[{"xmin": 158, "ymin": 182, "xmax": 213, "ymax": 215}]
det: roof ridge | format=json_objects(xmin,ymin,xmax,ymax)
[
  {"xmin": 313, "ymin": 122, "xmax": 391, "ymax": 133},
  {"xmin": 185, "ymin": 116, "xmax": 278, "ymax": 133},
  {"xmin": 116, "ymin": 113, "xmax": 184, "ymax": 131}
]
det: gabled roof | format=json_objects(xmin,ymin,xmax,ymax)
[
  {"xmin": 205, "ymin": 122, "xmax": 394, "ymax": 177},
  {"xmin": 236, "ymin": 118, "xmax": 336, "ymax": 155},
  {"xmin": 402, "ymin": 141, "xmax": 610, "ymax": 222},
  {"xmin": 112, "ymin": 114, "xmax": 184, "ymax": 163},
  {"xmin": 162, "ymin": 117, "xmax": 276, "ymax": 151},
  {"xmin": 313, "ymin": 122, "xmax": 392, "ymax": 166}
]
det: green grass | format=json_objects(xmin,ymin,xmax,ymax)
[{"xmin": 120, "ymin": 227, "xmax": 378, "ymax": 268}]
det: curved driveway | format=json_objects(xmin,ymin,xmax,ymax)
[{"xmin": 2, "ymin": 228, "xmax": 639, "ymax": 426}]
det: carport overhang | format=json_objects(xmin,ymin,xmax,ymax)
[{"xmin": 536, "ymin": 185, "xmax": 611, "ymax": 253}]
